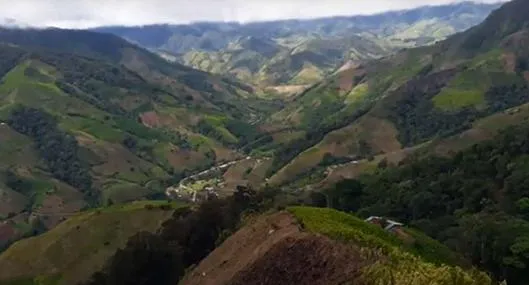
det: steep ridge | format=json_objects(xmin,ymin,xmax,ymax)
[
  {"xmin": 267, "ymin": 0, "xmax": 529, "ymax": 186},
  {"xmin": 182, "ymin": 208, "xmax": 490, "ymax": 285}
]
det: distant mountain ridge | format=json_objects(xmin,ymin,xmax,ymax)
[
  {"xmin": 94, "ymin": 1, "xmax": 502, "ymax": 86},
  {"xmin": 94, "ymin": 1, "xmax": 502, "ymax": 52}
]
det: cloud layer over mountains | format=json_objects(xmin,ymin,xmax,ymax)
[{"xmin": 1, "ymin": 0, "xmax": 507, "ymax": 29}]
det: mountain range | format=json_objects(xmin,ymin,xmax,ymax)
[
  {"xmin": 1, "ymin": 0, "xmax": 529, "ymax": 284},
  {"xmin": 95, "ymin": 1, "xmax": 501, "ymax": 87}
]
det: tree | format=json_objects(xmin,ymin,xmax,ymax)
[
  {"xmin": 326, "ymin": 179, "xmax": 365, "ymax": 212},
  {"xmin": 516, "ymin": 198, "xmax": 529, "ymax": 219},
  {"xmin": 122, "ymin": 136, "xmax": 138, "ymax": 150},
  {"xmin": 87, "ymin": 232, "xmax": 184, "ymax": 285},
  {"xmin": 308, "ymin": 191, "xmax": 327, "ymax": 208},
  {"xmin": 87, "ymin": 185, "xmax": 272, "ymax": 285}
]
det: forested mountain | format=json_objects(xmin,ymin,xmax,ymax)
[
  {"xmin": 95, "ymin": 2, "xmax": 500, "ymax": 86},
  {"xmin": 319, "ymin": 123, "xmax": 529, "ymax": 285},
  {"xmin": 0, "ymin": 27, "xmax": 277, "ymax": 250},
  {"xmin": 265, "ymin": 0, "xmax": 529, "ymax": 188}
]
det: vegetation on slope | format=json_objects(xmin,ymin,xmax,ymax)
[
  {"xmin": 1, "ymin": 2, "xmax": 528, "ymax": 284},
  {"xmin": 289, "ymin": 207, "xmax": 490, "ymax": 285},
  {"xmin": 0, "ymin": 28, "xmax": 275, "ymax": 193},
  {"xmin": 0, "ymin": 201, "xmax": 183, "ymax": 285},
  {"xmin": 387, "ymin": 69, "xmax": 528, "ymax": 146},
  {"xmin": 0, "ymin": 27, "xmax": 282, "ymax": 253},
  {"xmin": 83, "ymin": 186, "xmax": 275, "ymax": 285},
  {"xmin": 7, "ymin": 107, "xmax": 93, "ymax": 196},
  {"xmin": 263, "ymin": 0, "xmax": 529, "ymax": 186},
  {"xmin": 180, "ymin": 35, "xmax": 386, "ymax": 86},
  {"xmin": 323, "ymin": 124, "xmax": 529, "ymax": 285}
]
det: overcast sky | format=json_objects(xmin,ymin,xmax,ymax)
[{"xmin": 0, "ymin": 0, "xmax": 506, "ymax": 29}]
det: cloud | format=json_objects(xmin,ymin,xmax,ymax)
[{"xmin": 0, "ymin": 0, "xmax": 507, "ymax": 29}]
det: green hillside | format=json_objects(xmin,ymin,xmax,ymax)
[
  {"xmin": 319, "ymin": 122, "xmax": 529, "ymax": 285},
  {"xmin": 0, "ymin": 29, "xmax": 278, "ymax": 250},
  {"xmin": 266, "ymin": 0, "xmax": 529, "ymax": 186},
  {"xmin": 289, "ymin": 207, "xmax": 490, "ymax": 285},
  {"xmin": 0, "ymin": 201, "xmax": 183, "ymax": 285},
  {"xmin": 22, "ymin": 185, "xmax": 488, "ymax": 285}
]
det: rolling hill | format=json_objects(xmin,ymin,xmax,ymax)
[
  {"xmin": 0, "ymin": 28, "xmax": 278, "ymax": 249},
  {"xmin": 95, "ymin": 2, "xmax": 500, "ymax": 87},
  {"xmin": 264, "ymin": 0, "xmax": 529, "ymax": 187}
]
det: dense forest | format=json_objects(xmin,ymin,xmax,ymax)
[
  {"xmin": 323, "ymin": 125, "xmax": 529, "ymax": 284},
  {"xmin": 7, "ymin": 106, "xmax": 93, "ymax": 195},
  {"xmin": 388, "ymin": 69, "xmax": 529, "ymax": 146}
]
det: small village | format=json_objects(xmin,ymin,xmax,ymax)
[{"xmin": 165, "ymin": 157, "xmax": 253, "ymax": 202}]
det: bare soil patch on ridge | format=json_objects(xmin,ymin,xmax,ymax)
[{"xmin": 182, "ymin": 211, "xmax": 372, "ymax": 285}]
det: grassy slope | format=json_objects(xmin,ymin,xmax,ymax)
[
  {"xmin": 269, "ymin": 114, "xmax": 401, "ymax": 186},
  {"xmin": 0, "ymin": 201, "xmax": 184, "ymax": 285},
  {"xmin": 179, "ymin": 31, "xmax": 400, "ymax": 89},
  {"xmin": 0, "ymin": 27, "xmax": 276, "ymax": 165},
  {"xmin": 288, "ymin": 207, "xmax": 491, "ymax": 285}
]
